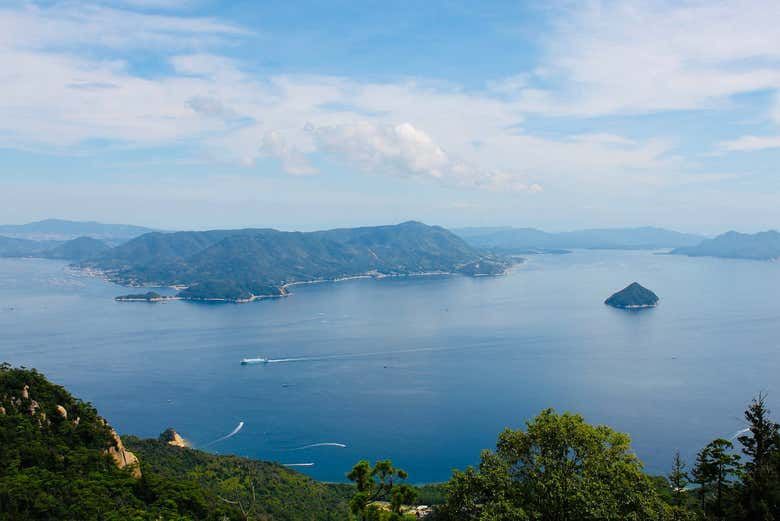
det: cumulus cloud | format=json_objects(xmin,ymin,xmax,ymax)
[
  {"xmin": 0, "ymin": 0, "xmax": 724, "ymax": 195},
  {"xmin": 313, "ymin": 122, "xmax": 539, "ymax": 191}
]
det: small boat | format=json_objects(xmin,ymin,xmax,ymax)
[{"xmin": 241, "ymin": 357, "xmax": 269, "ymax": 365}]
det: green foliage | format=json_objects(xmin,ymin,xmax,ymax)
[
  {"xmin": 737, "ymin": 393, "xmax": 780, "ymax": 519},
  {"xmin": 6, "ymin": 364, "xmax": 780, "ymax": 521},
  {"xmin": 0, "ymin": 364, "xmax": 351, "ymax": 520},
  {"xmin": 347, "ymin": 460, "xmax": 416, "ymax": 520},
  {"xmin": 437, "ymin": 408, "xmax": 669, "ymax": 520},
  {"xmin": 692, "ymin": 439, "xmax": 741, "ymax": 519},
  {"xmin": 670, "ymin": 450, "xmax": 691, "ymax": 506},
  {"xmin": 85, "ymin": 222, "xmax": 508, "ymax": 299},
  {"xmin": 115, "ymin": 291, "xmax": 164, "ymax": 301},
  {"xmin": 126, "ymin": 437, "xmax": 352, "ymax": 520}
]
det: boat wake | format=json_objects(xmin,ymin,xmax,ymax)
[
  {"xmin": 241, "ymin": 340, "xmax": 508, "ymax": 367},
  {"xmin": 202, "ymin": 421, "xmax": 244, "ymax": 447},
  {"xmin": 284, "ymin": 442, "xmax": 347, "ymax": 451},
  {"xmin": 730, "ymin": 427, "xmax": 750, "ymax": 440},
  {"xmin": 283, "ymin": 462, "xmax": 315, "ymax": 467}
]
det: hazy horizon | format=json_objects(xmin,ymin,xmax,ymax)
[{"xmin": 0, "ymin": 216, "xmax": 738, "ymax": 236}]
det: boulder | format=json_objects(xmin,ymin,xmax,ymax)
[{"xmin": 159, "ymin": 427, "xmax": 189, "ymax": 448}]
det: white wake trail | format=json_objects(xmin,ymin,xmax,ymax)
[
  {"xmin": 285, "ymin": 442, "xmax": 347, "ymax": 451},
  {"xmin": 258, "ymin": 340, "xmax": 505, "ymax": 366},
  {"xmin": 283, "ymin": 462, "xmax": 315, "ymax": 467},
  {"xmin": 202, "ymin": 421, "xmax": 244, "ymax": 447},
  {"xmin": 730, "ymin": 427, "xmax": 750, "ymax": 440}
]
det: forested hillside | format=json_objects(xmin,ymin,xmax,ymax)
[
  {"xmin": 84, "ymin": 221, "xmax": 508, "ymax": 300},
  {"xmin": 4, "ymin": 364, "xmax": 778, "ymax": 520}
]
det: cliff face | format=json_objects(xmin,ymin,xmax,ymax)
[
  {"xmin": 0, "ymin": 366, "xmax": 141, "ymax": 479},
  {"xmin": 107, "ymin": 428, "xmax": 142, "ymax": 478}
]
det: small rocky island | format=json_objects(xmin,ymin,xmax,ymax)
[
  {"xmin": 114, "ymin": 291, "xmax": 172, "ymax": 302},
  {"xmin": 605, "ymin": 282, "xmax": 659, "ymax": 309}
]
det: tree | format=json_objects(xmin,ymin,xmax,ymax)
[
  {"xmin": 737, "ymin": 393, "xmax": 780, "ymax": 520},
  {"xmin": 691, "ymin": 439, "xmax": 741, "ymax": 520},
  {"xmin": 669, "ymin": 450, "xmax": 690, "ymax": 506},
  {"xmin": 439, "ymin": 408, "xmax": 667, "ymax": 521},
  {"xmin": 347, "ymin": 459, "xmax": 416, "ymax": 520}
]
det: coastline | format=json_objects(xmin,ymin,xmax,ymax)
[{"xmin": 76, "ymin": 262, "xmax": 512, "ymax": 304}]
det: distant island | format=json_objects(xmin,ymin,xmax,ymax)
[
  {"xmin": 0, "ymin": 218, "xmax": 155, "ymax": 243},
  {"xmin": 0, "ymin": 219, "xmax": 155, "ymax": 260},
  {"xmin": 670, "ymin": 230, "xmax": 780, "ymax": 260},
  {"xmin": 0, "ymin": 235, "xmax": 111, "ymax": 261},
  {"xmin": 80, "ymin": 221, "xmax": 512, "ymax": 302},
  {"xmin": 605, "ymin": 282, "xmax": 659, "ymax": 309},
  {"xmin": 454, "ymin": 226, "xmax": 705, "ymax": 253},
  {"xmin": 115, "ymin": 291, "xmax": 173, "ymax": 302}
]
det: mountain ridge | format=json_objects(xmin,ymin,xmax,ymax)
[
  {"xmin": 0, "ymin": 219, "xmax": 155, "ymax": 243},
  {"xmin": 670, "ymin": 230, "xmax": 780, "ymax": 260},
  {"xmin": 455, "ymin": 226, "xmax": 706, "ymax": 252},
  {"xmin": 84, "ymin": 221, "xmax": 510, "ymax": 301}
]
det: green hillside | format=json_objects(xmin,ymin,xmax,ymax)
[
  {"xmin": 4, "ymin": 364, "xmax": 780, "ymax": 520},
  {"xmin": 0, "ymin": 364, "xmax": 351, "ymax": 520},
  {"xmin": 42, "ymin": 237, "xmax": 111, "ymax": 261},
  {"xmin": 86, "ymin": 221, "xmax": 509, "ymax": 300}
]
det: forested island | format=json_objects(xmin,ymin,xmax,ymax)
[
  {"xmin": 671, "ymin": 230, "xmax": 780, "ymax": 260},
  {"xmin": 3, "ymin": 364, "xmax": 780, "ymax": 520},
  {"xmin": 605, "ymin": 282, "xmax": 660, "ymax": 309},
  {"xmin": 81, "ymin": 221, "xmax": 511, "ymax": 301},
  {"xmin": 114, "ymin": 291, "xmax": 173, "ymax": 302}
]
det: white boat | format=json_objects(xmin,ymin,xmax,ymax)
[{"xmin": 240, "ymin": 357, "xmax": 268, "ymax": 365}]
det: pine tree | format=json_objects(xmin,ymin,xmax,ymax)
[
  {"xmin": 669, "ymin": 450, "xmax": 690, "ymax": 506},
  {"xmin": 737, "ymin": 393, "xmax": 780, "ymax": 520},
  {"xmin": 692, "ymin": 438, "xmax": 741, "ymax": 520}
]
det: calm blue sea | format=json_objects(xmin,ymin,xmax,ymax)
[{"xmin": 1, "ymin": 251, "xmax": 778, "ymax": 482}]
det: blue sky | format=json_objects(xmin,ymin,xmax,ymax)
[{"xmin": 1, "ymin": 0, "xmax": 779, "ymax": 233}]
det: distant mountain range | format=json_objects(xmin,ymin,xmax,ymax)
[
  {"xmin": 0, "ymin": 235, "xmax": 111, "ymax": 262},
  {"xmin": 0, "ymin": 219, "xmax": 154, "ymax": 243},
  {"xmin": 454, "ymin": 226, "xmax": 706, "ymax": 252},
  {"xmin": 83, "ymin": 221, "xmax": 510, "ymax": 301},
  {"xmin": 671, "ymin": 230, "xmax": 780, "ymax": 260}
]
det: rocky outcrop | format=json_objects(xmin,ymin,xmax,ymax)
[
  {"xmin": 106, "ymin": 428, "xmax": 142, "ymax": 479},
  {"xmin": 21, "ymin": 384, "xmax": 29, "ymax": 400},
  {"xmin": 159, "ymin": 428, "xmax": 189, "ymax": 448},
  {"xmin": 55, "ymin": 405, "xmax": 68, "ymax": 419}
]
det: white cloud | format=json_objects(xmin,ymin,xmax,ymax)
[
  {"xmin": 0, "ymin": 1, "xmax": 720, "ymax": 196},
  {"xmin": 507, "ymin": 0, "xmax": 780, "ymax": 116},
  {"xmin": 0, "ymin": 3, "xmax": 245, "ymax": 52},
  {"xmin": 719, "ymin": 135, "xmax": 780, "ymax": 152},
  {"xmin": 312, "ymin": 122, "xmax": 538, "ymax": 191}
]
